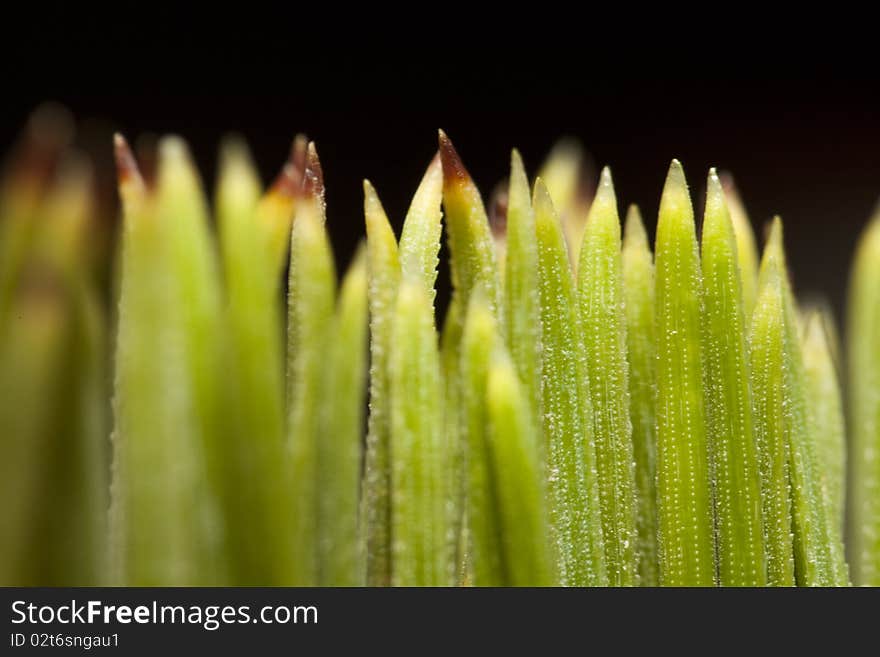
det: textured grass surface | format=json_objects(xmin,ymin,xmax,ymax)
[
  {"xmin": 653, "ymin": 161, "xmax": 715, "ymax": 586},
  {"xmin": 701, "ymin": 171, "xmax": 765, "ymax": 586}
]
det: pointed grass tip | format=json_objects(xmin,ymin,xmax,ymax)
[
  {"xmin": 659, "ymin": 158, "xmax": 691, "ymax": 212},
  {"xmin": 269, "ymin": 134, "xmax": 309, "ymax": 198},
  {"xmin": 303, "ymin": 141, "xmax": 325, "ymax": 202},
  {"xmin": 623, "ymin": 204, "xmax": 648, "ymax": 248},
  {"xmin": 706, "ymin": 167, "xmax": 725, "ymax": 203},
  {"xmin": 438, "ymin": 129, "xmax": 471, "ymax": 188},
  {"xmin": 113, "ymin": 132, "xmax": 144, "ymax": 189},
  {"xmin": 593, "ymin": 165, "xmax": 616, "ymax": 204},
  {"xmin": 665, "ymin": 158, "xmax": 686, "ymax": 188}
]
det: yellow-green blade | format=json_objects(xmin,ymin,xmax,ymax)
[
  {"xmin": 460, "ymin": 291, "xmax": 504, "ymax": 586},
  {"xmin": 399, "ymin": 153, "xmax": 443, "ymax": 303},
  {"xmin": 214, "ymin": 140, "xmax": 296, "ymax": 584},
  {"xmin": 750, "ymin": 257, "xmax": 795, "ymax": 586},
  {"xmin": 577, "ymin": 167, "xmax": 638, "ymax": 586},
  {"xmin": 505, "ymin": 149, "xmax": 542, "ymax": 421},
  {"xmin": 757, "ymin": 219, "xmax": 837, "ymax": 586},
  {"xmin": 719, "ymin": 173, "xmax": 760, "ymax": 320},
  {"xmin": 486, "ymin": 346, "xmax": 555, "ymax": 586},
  {"xmin": 319, "ymin": 248, "xmax": 368, "ymax": 586},
  {"xmin": 438, "ymin": 131, "xmax": 502, "ymax": 322},
  {"xmin": 389, "ymin": 279, "xmax": 448, "ymax": 586},
  {"xmin": 287, "ymin": 179, "xmax": 337, "ymax": 586},
  {"xmin": 701, "ymin": 170, "xmax": 765, "ymax": 586},
  {"xmin": 847, "ymin": 209, "xmax": 880, "ymax": 585},
  {"xmin": 653, "ymin": 160, "xmax": 715, "ymax": 586},
  {"xmin": 803, "ymin": 310, "xmax": 850, "ymax": 585},
  {"xmin": 534, "ymin": 178, "xmax": 606, "ymax": 586},
  {"xmin": 361, "ymin": 180, "xmax": 400, "ymax": 586},
  {"xmin": 110, "ymin": 136, "xmax": 219, "ymax": 585},
  {"xmin": 440, "ymin": 294, "xmax": 467, "ymax": 582},
  {"xmin": 622, "ymin": 205, "xmax": 659, "ymax": 586}
]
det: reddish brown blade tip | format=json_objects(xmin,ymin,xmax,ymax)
[
  {"xmin": 113, "ymin": 132, "xmax": 144, "ymax": 189},
  {"xmin": 438, "ymin": 129, "xmax": 471, "ymax": 188},
  {"xmin": 303, "ymin": 141, "xmax": 325, "ymax": 202}
]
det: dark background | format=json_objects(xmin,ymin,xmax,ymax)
[{"xmin": 3, "ymin": 11, "xmax": 879, "ymax": 322}]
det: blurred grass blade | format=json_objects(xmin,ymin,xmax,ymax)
[
  {"xmin": 255, "ymin": 134, "xmax": 307, "ymax": 276},
  {"xmin": 756, "ymin": 219, "xmax": 837, "ymax": 586},
  {"xmin": 488, "ymin": 181, "xmax": 508, "ymax": 280},
  {"xmin": 486, "ymin": 345, "xmax": 555, "ymax": 586},
  {"xmin": 653, "ymin": 160, "xmax": 715, "ymax": 586},
  {"xmin": 803, "ymin": 309, "xmax": 846, "ymax": 535},
  {"xmin": 287, "ymin": 151, "xmax": 337, "ymax": 586},
  {"xmin": 361, "ymin": 180, "xmax": 400, "ymax": 586},
  {"xmin": 319, "ymin": 248, "xmax": 368, "ymax": 585},
  {"xmin": 438, "ymin": 131, "xmax": 502, "ymax": 321},
  {"xmin": 750, "ymin": 254, "xmax": 795, "ymax": 585},
  {"xmin": 538, "ymin": 139, "xmax": 591, "ymax": 269},
  {"xmin": 156, "ymin": 137, "xmax": 227, "ymax": 581},
  {"xmin": 0, "ymin": 105, "xmax": 73, "ymax": 329},
  {"xmin": 534, "ymin": 178, "xmax": 606, "ymax": 586},
  {"xmin": 577, "ymin": 167, "xmax": 638, "ymax": 585},
  {"xmin": 0, "ymin": 157, "xmax": 109, "ymax": 586},
  {"xmin": 701, "ymin": 170, "xmax": 765, "ymax": 586},
  {"xmin": 505, "ymin": 150, "xmax": 542, "ymax": 420},
  {"xmin": 460, "ymin": 291, "xmax": 504, "ymax": 585},
  {"xmin": 389, "ymin": 278, "xmax": 448, "ymax": 586},
  {"xmin": 847, "ymin": 209, "xmax": 880, "ymax": 585},
  {"xmin": 110, "ymin": 135, "xmax": 221, "ymax": 585},
  {"xmin": 34, "ymin": 159, "xmax": 109, "ymax": 585},
  {"xmin": 719, "ymin": 173, "xmax": 760, "ymax": 319},
  {"xmin": 215, "ymin": 140, "xmax": 296, "ymax": 584},
  {"xmin": 0, "ymin": 290, "xmax": 71, "ymax": 584},
  {"xmin": 803, "ymin": 310, "xmax": 849, "ymax": 585},
  {"xmin": 622, "ymin": 205, "xmax": 659, "ymax": 586}
]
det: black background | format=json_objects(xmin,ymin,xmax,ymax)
[{"xmin": 3, "ymin": 9, "xmax": 879, "ymax": 323}]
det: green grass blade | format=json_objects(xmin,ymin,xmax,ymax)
[
  {"xmin": 847, "ymin": 210, "xmax": 880, "ymax": 585},
  {"xmin": 440, "ymin": 294, "xmax": 467, "ymax": 582},
  {"xmin": 577, "ymin": 168, "xmax": 638, "ymax": 586},
  {"xmin": 361, "ymin": 180, "xmax": 400, "ymax": 586},
  {"xmin": 156, "ymin": 138, "xmax": 228, "ymax": 582},
  {"xmin": 389, "ymin": 278, "xmax": 447, "ymax": 586},
  {"xmin": 486, "ymin": 345, "xmax": 555, "ymax": 586},
  {"xmin": 719, "ymin": 173, "xmax": 760, "ymax": 320},
  {"xmin": 460, "ymin": 291, "xmax": 504, "ymax": 585},
  {"xmin": 215, "ymin": 141, "xmax": 296, "ymax": 584},
  {"xmin": 319, "ymin": 248, "xmax": 368, "ymax": 585},
  {"xmin": 771, "ymin": 220, "xmax": 838, "ymax": 586},
  {"xmin": 701, "ymin": 170, "xmax": 765, "ymax": 586},
  {"xmin": 438, "ymin": 131, "xmax": 502, "ymax": 322},
  {"xmin": 110, "ymin": 137, "xmax": 218, "ymax": 585},
  {"xmin": 534, "ymin": 178, "xmax": 606, "ymax": 586},
  {"xmin": 653, "ymin": 160, "xmax": 715, "ymax": 586},
  {"xmin": 505, "ymin": 149, "xmax": 542, "ymax": 420},
  {"xmin": 399, "ymin": 154, "xmax": 443, "ymax": 303},
  {"xmin": 538, "ymin": 139, "xmax": 588, "ymax": 269},
  {"xmin": 622, "ymin": 205, "xmax": 659, "ymax": 586},
  {"xmin": 750, "ymin": 255, "xmax": 795, "ymax": 585},
  {"xmin": 803, "ymin": 310, "xmax": 849, "ymax": 585},
  {"xmin": 287, "ymin": 180, "xmax": 336, "ymax": 586},
  {"xmin": 757, "ymin": 219, "xmax": 836, "ymax": 586}
]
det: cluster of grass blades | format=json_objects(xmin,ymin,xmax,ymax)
[{"xmin": 1, "ymin": 106, "xmax": 878, "ymax": 586}]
